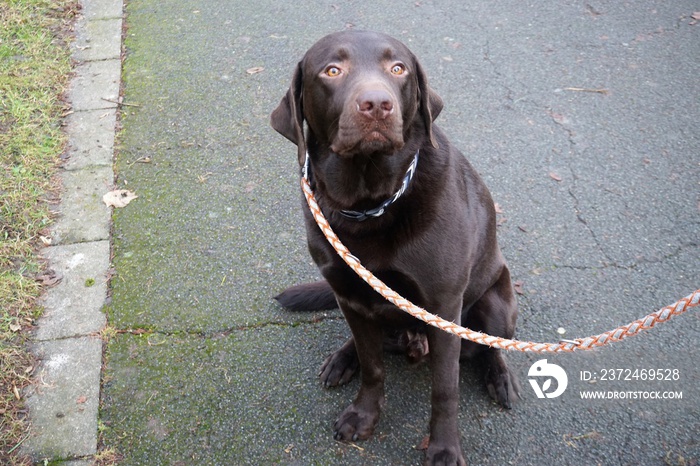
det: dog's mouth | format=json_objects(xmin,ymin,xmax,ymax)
[
  {"xmin": 366, "ymin": 130, "xmax": 389, "ymax": 142},
  {"xmin": 331, "ymin": 126, "xmax": 404, "ymax": 156}
]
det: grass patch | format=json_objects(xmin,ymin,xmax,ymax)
[{"xmin": 0, "ymin": 0, "xmax": 79, "ymax": 463}]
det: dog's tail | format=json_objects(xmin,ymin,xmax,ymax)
[{"xmin": 274, "ymin": 280, "xmax": 337, "ymax": 312}]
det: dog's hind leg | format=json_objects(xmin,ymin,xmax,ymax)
[
  {"xmin": 320, "ymin": 337, "xmax": 359, "ymax": 387},
  {"xmin": 460, "ymin": 265, "xmax": 520, "ymax": 408}
]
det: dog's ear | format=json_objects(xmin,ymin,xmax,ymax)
[
  {"xmin": 271, "ymin": 61, "xmax": 306, "ymax": 165},
  {"xmin": 415, "ymin": 59, "xmax": 443, "ymax": 149}
]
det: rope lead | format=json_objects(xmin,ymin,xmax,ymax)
[{"xmin": 301, "ymin": 175, "xmax": 699, "ymax": 352}]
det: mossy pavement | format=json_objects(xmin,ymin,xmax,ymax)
[{"xmin": 45, "ymin": 0, "xmax": 700, "ymax": 464}]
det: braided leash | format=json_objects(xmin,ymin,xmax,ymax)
[{"xmin": 300, "ymin": 173, "xmax": 699, "ymax": 353}]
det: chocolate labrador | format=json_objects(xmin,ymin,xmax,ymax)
[{"xmin": 271, "ymin": 30, "xmax": 519, "ymax": 465}]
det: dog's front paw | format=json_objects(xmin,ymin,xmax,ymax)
[
  {"xmin": 425, "ymin": 443, "xmax": 466, "ymax": 466},
  {"xmin": 333, "ymin": 402, "xmax": 380, "ymax": 442},
  {"xmin": 319, "ymin": 345, "xmax": 359, "ymax": 387}
]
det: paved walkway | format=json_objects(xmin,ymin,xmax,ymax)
[{"xmin": 24, "ymin": 0, "xmax": 699, "ymax": 464}]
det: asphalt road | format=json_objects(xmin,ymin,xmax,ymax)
[{"xmin": 102, "ymin": 0, "xmax": 699, "ymax": 464}]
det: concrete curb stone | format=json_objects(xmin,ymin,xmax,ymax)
[
  {"xmin": 50, "ymin": 167, "xmax": 112, "ymax": 245},
  {"xmin": 62, "ymin": 109, "xmax": 117, "ymax": 171},
  {"xmin": 22, "ymin": 0, "xmax": 122, "ymax": 462},
  {"xmin": 66, "ymin": 60, "xmax": 121, "ymax": 112},
  {"xmin": 73, "ymin": 17, "xmax": 122, "ymax": 62},
  {"xmin": 24, "ymin": 337, "xmax": 103, "ymax": 459},
  {"xmin": 33, "ymin": 242, "xmax": 109, "ymax": 342}
]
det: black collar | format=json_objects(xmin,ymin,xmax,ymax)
[{"xmin": 302, "ymin": 150, "xmax": 419, "ymax": 222}]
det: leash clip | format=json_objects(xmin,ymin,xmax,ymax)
[{"xmin": 558, "ymin": 339, "xmax": 581, "ymax": 346}]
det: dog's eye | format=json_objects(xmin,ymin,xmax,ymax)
[
  {"xmin": 390, "ymin": 64, "xmax": 406, "ymax": 75},
  {"xmin": 325, "ymin": 66, "xmax": 342, "ymax": 77}
]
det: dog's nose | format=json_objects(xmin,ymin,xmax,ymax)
[{"xmin": 356, "ymin": 90, "xmax": 394, "ymax": 120}]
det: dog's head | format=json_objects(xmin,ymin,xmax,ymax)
[{"xmin": 271, "ymin": 30, "xmax": 443, "ymax": 165}]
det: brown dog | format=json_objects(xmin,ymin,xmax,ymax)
[{"xmin": 271, "ymin": 30, "xmax": 519, "ymax": 465}]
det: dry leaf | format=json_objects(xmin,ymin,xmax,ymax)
[
  {"xmin": 550, "ymin": 112, "xmax": 568, "ymax": 125},
  {"xmin": 513, "ymin": 280, "xmax": 525, "ymax": 295},
  {"xmin": 103, "ymin": 190, "xmax": 138, "ymax": 208},
  {"xmin": 417, "ymin": 435, "xmax": 430, "ymax": 451},
  {"xmin": 76, "ymin": 396, "xmax": 88, "ymax": 404},
  {"xmin": 246, "ymin": 66, "xmax": 265, "ymax": 75},
  {"xmin": 36, "ymin": 269, "xmax": 62, "ymax": 287},
  {"xmin": 549, "ymin": 172, "xmax": 562, "ymax": 182},
  {"xmin": 692, "ymin": 11, "xmax": 700, "ymax": 20},
  {"xmin": 494, "ymin": 203, "xmax": 503, "ymax": 214},
  {"xmin": 10, "ymin": 323, "xmax": 21, "ymax": 332}
]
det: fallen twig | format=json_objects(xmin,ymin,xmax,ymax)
[
  {"xmin": 101, "ymin": 97, "xmax": 142, "ymax": 107},
  {"xmin": 563, "ymin": 87, "xmax": 609, "ymax": 95}
]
